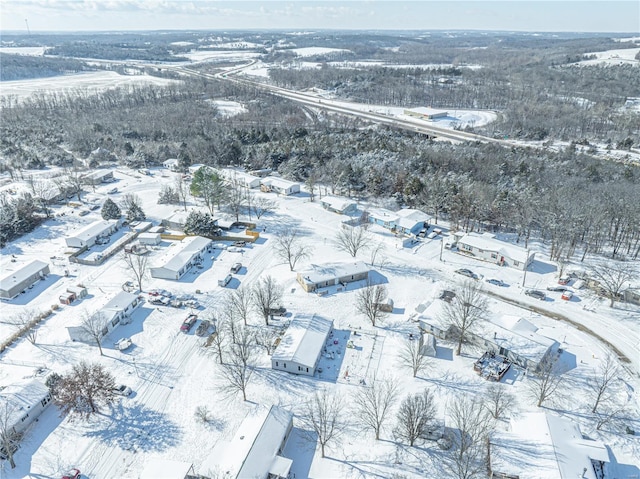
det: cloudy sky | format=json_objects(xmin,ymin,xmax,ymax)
[{"xmin": 1, "ymin": 1, "xmax": 638, "ymax": 33}]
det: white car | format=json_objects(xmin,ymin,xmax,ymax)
[
  {"xmin": 113, "ymin": 384, "xmax": 132, "ymax": 397},
  {"xmin": 227, "ymin": 246, "xmax": 244, "ymax": 253},
  {"xmin": 114, "ymin": 337, "xmax": 132, "ymax": 351}
]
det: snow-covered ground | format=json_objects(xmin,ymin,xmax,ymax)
[
  {"xmin": 290, "ymin": 47, "xmax": 352, "ymax": 57},
  {"xmin": 575, "ymin": 47, "xmax": 640, "ymax": 67},
  {"xmin": 1, "ymin": 166, "xmax": 639, "ymax": 478},
  {"xmin": 0, "ymin": 47, "xmax": 47, "ymax": 56}
]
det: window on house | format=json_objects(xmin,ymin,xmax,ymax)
[
  {"xmin": 101, "ymin": 326, "xmax": 108, "ymax": 336},
  {"xmin": 491, "ymin": 253, "xmax": 497, "ymax": 259},
  {"xmin": 112, "ymin": 317, "xmax": 119, "ymax": 327},
  {"xmin": 21, "ymin": 414, "xmax": 29, "ymax": 422},
  {"xmin": 514, "ymin": 261, "xmax": 520, "ymax": 266},
  {"xmin": 283, "ymin": 363, "xmax": 286, "ymax": 368},
  {"xmin": 306, "ymin": 368, "xmax": 309, "ymax": 372},
  {"xmin": 275, "ymin": 362, "xmax": 279, "ymax": 367}
]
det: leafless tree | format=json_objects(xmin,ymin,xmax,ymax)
[
  {"xmin": 122, "ymin": 251, "xmax": 148, "ymax": 292},
  {"xmin": 589, "ymin": 262, "xmax": 637, "ymax": 307},
  {"xmin": 587, "ymin": 353, "xmax": 620, "ymax": 414},
  {"xmin": 273, "ymin": 227, "xmax": 312, "ymax": 271},
  {"xmin": 254, "ymin": 326, "xmax": 279, "ymax": 356},
  {"xmin": 218, "ymin": 328, "xmax": 255, "ymax": 402},
  {"xmin": 301, "ymin": 389, "xmax": 345, "ymax": 458},
  {"xmin": 120, "ymin": 193, "xmax": 142, "ymax": 212},
  {"xmin": 25, "ymin": 175, "xmax": 55, "ymax": 218},
  {"xmin": 353, "ymin": 375, "xmax": 399, "ymax": 440},
  {"xmin": 398, "ymin": 336, "xmax": 430, "ymax": 378},
  {"xmin": 174, "ymin": 175, "xmax": 189, "ymax": 211},
  {"xmin": 439, "ymin": 280, "xmax": 486, "ymax": 356},
  {"xmin": 251, "ymin": 196, "xmax": 276, "ymax": 219},
  {"xmin": 225, "ymin": 181, "xmax": 247, "ymax": 222},
  {"xmin": 59, "ymin": 166, "xmax": 85, "ymax": 202},
  {"xmin": 53, "ymin": 362, "xmax": 116, "ymax": 419},
  {"xmin": 207, "ymin": 319, "xmax": 226, "ymax": 365},
  {"xmin": 0, "ymin": 400, "xmax": 20, "ymax": 469},
  {"xmin": 79, "ymin": 310, "xmax": 107, "ymax": 356},
  {"xmin": 194, "ymin": 405, "xmax": 213, "ymax": 424},
  {"xmin": 527, "ymin": 355, "xmax": 565, "ymax": 407},
  {"xmin": 355, "ymin": 280, "xmax": 389, "ymax": 327},
  {"xmin": 226, "ymin": 287, "xmax": 252, "ymax": 326},
  {"xmin": 484, "ymin": 383, "xmax": 515, "ymax": 420},
  {"xmin": 334, "ymin": 225, "xmax": 373, "ymax": 258},
  {"xmin": 251, "ymin": 275, "xmax": 283, "ymax": 326},
  {"xmin": 445, "ymin": 394, "xmax": 493, "ymax": 479},
  {"xmin": 369, "ymin": 242, "xmax": 388, "ymax": 269},
  {"xmin": 8, "ymin": 308, "xmax": 39, "ymax": 345},
  {"xmin": 393, "ymin": 388, "xmax": 438, "ymax": 446}
]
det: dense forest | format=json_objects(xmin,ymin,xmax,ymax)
[{"xmin": 1, "ymin": 31, "xmax": 639, "ymax": 255}]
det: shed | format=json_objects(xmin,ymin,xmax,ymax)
[
  {"xmin": 81, "ymin": 169, "xmax": 114, "ymax": 185},
  {"xmin": 67, "ymin": 285, "xmax": 88, "ymax": 299},
  {"xmin": 272, "ymin": 314, "xmax": 333, "ymax": 376},
  {"xmin": 296, "ymin": 261, "xmax": 371, "ymax": 293},
  {"xmin": 0, "ymin": 379, "xmax": 52, "ymax": 437},
  {"xmin": 140, "ymin": 459, "xmax": 195, "ymax": 479},
  {"xmin": 132, "ymin": 221, "xmax": 153, "ymax": 232},
  {"xmin": 59, "ymin": 291, "xmax": 76, "ymax": 305},
  {"xmin": 420, "ymin": 332, "xmax": 437, "ymax": 357},
  {"xmin": 0, "ymin": 260, "xmax": 50, "ymax": 299},
  {"xmin": 137, "ymin": 233, "xmax": 162, "ymax": 245},
  {"xmin": 150, "ymin": 236, "xmax": 212, "ymax": 280}
]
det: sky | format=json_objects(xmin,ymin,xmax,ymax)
[{"xmin": 0, "ymin": 1, "xmax": 638, "ymax": 34}]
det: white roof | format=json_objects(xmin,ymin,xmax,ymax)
[
  {"xmin": 261, "ymin": 176, "xmax": 300, "ymax": 189},
  {"xmin": 0, "ymin": 259, "xmax": 48, "ymax": 291},
  {"xmin": 367, "ymin": 207, "xmax": 398, "ymax": 223},
  {"xmin": 203, "ymin": 406, "xmax": 293, "ymax": 479},
  {"xmin": 321, "ymin": 196, "xmax": 357, "ymax": 210},
  {"xmin": 68, "ymin": 219, "xmax": 116, "ymax": 243},
  {"xmin": 0, "ymin": 379, "xmax": 49, "ymax": 428},
  {"xmin": 490, "ymin": 412, "xmax": 608, "ymax": 479},
  {"xmin": 138, "ymin": 232, "xmax": 161, "ymax": 240},
  {"xmin": 133, "ymin": 221, "xmax": 153, "ymax": 232},
  {"xmin": 140, "ymin": 458, "xmax": 193, "ymax": 479},
  {"xmin": 297, "ymin": 261, "xmax": 370, "ymax": 286},
  {"xmin": 407, "ymin": 107, "xmax": 448, "ymax": 116},
  {"xmin": 272, "ymin": 314, "xmax": 333, "ymax": 367},
  {"xmin": 222, "ymin": 169, "xmax": 261, "ymax": 185},
  {"xmin": 458, "ymin": 232, "xmax": 531, "ymax": 263},
  {"xmin": 82, "ymin": 169, "xmax": 113, "ymax": 180},
  {"xmin": 102, "ymin": 291, "xmax": 138, "ymax": 311},
  {"xmin": 163, "ymin": 158, "xmax": 179, "ymax": 166},
  {"xmin": 395, "ymin": 208, "xmax": 430, "ymax": 230},
  {"xmin": 153, "ymin": 236, "xmax": 212, "ymax": 274}
]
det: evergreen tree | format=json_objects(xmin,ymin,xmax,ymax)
[
  {"xmin": 183, "ymin": 210, "xmax": 219, "ymax": 236},
  {"xmin": 126, "ymin": 203, "xmax": 146, "ymax": 222},
  {"xmin": 101, "ymin": 198, "xmax": 121, "ymax": 220}
]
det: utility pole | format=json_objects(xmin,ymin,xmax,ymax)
[
  {"xmin": 439, "ymin": 237, "xmax": 444, "ymax": 262},
  {"xmin": 522, "ymin": 250, "xmax": 530, "ymax": 287},
  {"xmin": 25, "ymin": 19, "xmax": 31, "ymax": 35}
]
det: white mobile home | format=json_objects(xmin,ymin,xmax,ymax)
[
  {"xmin": 223, "ymin": 169, "xmax": 262, "ymax": 189},
  {"xmin": 260, "ymin": 177, "xmax": 301, "ymax": 195},
  {"xmin": 163, "ymin": 158, "xmax": 180, "ymax": 172},
  {"xmin": 81, "ymin": 169, "xmax": 114, "ymax": 185},
  {"xmin": 456, "ymin": 232, "xmax": 534, "ymax": 270},
  {"xmin": 0, "ymin": 260, "xmax": 50, "ymax": 299},
  {"xmin": 67, "ymin": 291, "xmax": 140, "ymax": 342},
  {"xmin": 296, "ymin": 261, "xmax": 371, "ymax": 293},
  {"xmin": 202, "ymin": 406, "xmax": 294, "ymax": 479},
  {"xmin": 65, "ymin": 219, "xmax": 120, "ymax": 248},
  {"xmin": 490, "ymin": 412, "xmax": 608, "ymax": 479},
  {"xmin": 0, "ymin": 379, "xmax": 52, "ymax": 437},
  {"xmin": 395, "ymin": 208, "xmax": 431, "ymax": 235},
  {"xmin": 150, "ymin": 236, "xmax": 212, "ymax": 280},
  {"xmin": 320, "ymin": 196, "xmax": 358, "ymax": 215},
  {"xmin": 272, "ymin": 314, "xmax": 333, "ymax": 376}
]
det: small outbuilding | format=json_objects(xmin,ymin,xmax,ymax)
[
  {"xmin": 296, "ymin": 261, "xmax": 371, "ymax": 293},
  {"xmin": 419, "ymin": 332, "xmax": 437, "ymax": 357},
  {"xmin": 59, "ymin": 291, "xmax": 76, "ymax": 305},
  {"xmin": 137, "ymin": 233, "xmax": 162, "ymax": 245},
  {"xmin": 320, "ymin": 196, "xmax": 358, "ymax": 215},
  {"xmin": 150, "ymin": 236, "xmax": 212, "ymax": 280},
  {"xmin": 272, "ymin": 314, "xmax": 334, "ymax": 376},
  {"xmin": 0, "ymin": 260, "xmax": 50, "ymax": 299}
]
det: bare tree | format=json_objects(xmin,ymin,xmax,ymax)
[
  {"xmin": 251, "ymin": 275, "xmax": 283, "ymax": 326},
  {"xmin": 8, "ymin": 308, "xmax": 39, "ymax": 345},
  {"xmin": 207, "ymin": 318, "xmax": 226, "ymax": 365},
  {"xmin": 439, "ymin": 280, "xmax": 486, "ymax": 356},
  {"xmin": 53, "ymin": 362, "xmax": 116, "ymax": 419},
  {"xmin": 301, "ymin": 389, "xmax": 345, "ymax": 458},
  {"xmin": 353, "ymin": 375, "xmax": 399, "ymax": 440},
  {"xmin": 355, "ymin": 280, "xmax": 389, "ymax": 327},
  {"xmin": 25, "ymin": 175, "xmax": 55, "ymax": 218},
  {"xmin": 369, "ymin": 242, "xmax": 388, "ymax": 269},
  {"xmin": 527, "ymin": 356, "xmax": 565, "ymax": 407},
  {"xmin": 254, "ymin": 326, "xmax": 279, "ymax": 356},
  {"xmin": 446, "ymin": 394, "xmax": 493, "ymax": 479},
  {"xmin": 121, "ymin": 193, "xmax": 146, "ymax": 221},
  {"xmin": 484, "ymin": 383, "xmax": 515, "ymax": 420},
  {"xmin": 251, "ymin": 196, "xmax": 276, "ymax": 219},
  {"xmin": 122, "ymin": 251, "xmax": 148, "ymax": 292},
  {"xmin": 0, "ymin": 400, "xmax": 20, "ymax": 469},
  {"xmin": 334, "ymin": 225, "xmax": 373, "ymax": 258},
  {"xmin": 79, "ymin": 311, "xmax": 107, "ymax": 356},
  {"xmin": 273, "ymin": 227, "xmax": 312, "ymax": 271},
  {"xmin": 226, "ymin": 287, "xmax": 252, "ymax": 326},
  {"xmin": 587, "ymin": 353, "xmax": 620, "ymax": 414},
  {"xmin": 225, "ymin": 181, "xmax": 247, "ymax": 222},
  {"xmin": 59, "ymin": 166, "xmax": 85, "ymax": 202},
  {"xmin": 398, "ymin": 336, "xmax": 430, "ymax": 378},
  {"xmin": 174, "ymin": 175, "xmax": 189, "ymax": 211},
  {"xmin": 589, "ymin": 262, "xmax": 637, "ymax": 307},
  {"xmin": 393, "ymin": 388, "xmax": 438, "ymax": 446},
  {"xmin": 218, "ymin": 328, "xmax": 255, "ymax": 401}
]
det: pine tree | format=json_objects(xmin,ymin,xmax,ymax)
[
  {"xmin": 126, "ymin": 203, "xmax": 146, "ymax": 222},
  {"xmin": 101, "ymin": 198, "xmax": 121, "ymax": 220}
]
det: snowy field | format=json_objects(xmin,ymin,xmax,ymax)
[
  {"xmin": 1, "ymin": 166, "xmax": 639, "ymax": 478},
  {"xmin": 0, "ymin": 47, "xmax": 47, "ymax": 56},
  {"xmin": 575, "ymin": 47, "xmax": 640, "ymax": 66}
]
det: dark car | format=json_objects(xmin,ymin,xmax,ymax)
[
  {"xmin": 546, "ymin": 285, "xmax": 568, "ymax": 292},
  {"xmin": 233, "ymin": 241, "xmax": 247, "ymax": 247},
  {"xmin": 196, "ymin": 320, "xmax": 211, "ymax": 337},
  {"xmin": 268, "ymin": 306, "xmax": 287, "ymax": 316},
  {"xmin": 455, "ymin": 268, "xmax": 478, "ymax": 279},
  {"xmin": 486, "ymin": 278, "xmax": 506, "ymax": 287},
  {"xmin": 180, "ymin": 314, "xmax": 198, "ymax": 332},
  {"xmin": 525, "ymin": 289, "xmax": 546, "ymax": 300}
]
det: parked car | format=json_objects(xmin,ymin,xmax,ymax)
[
  {"xmin": 558, "ymin": 276, "xmax": 571, "ymax": 285},
  {"xmin": 227, "ymin": 246, "xmax": 244, "ymax": 253},
  {"xmin": 78, "ymin": 209, "xmax": 90, "ymax": 216},
  {"xmin": 89, "ymin": 204, "xmax": 100, "ymax": 211},
  {"xmin": 525, "ymin": 289, "xmax": 546, "ymax": 300},
  {"xmin": 546, "ymin": 285, "xmax": 568, "ymax": 292},
  {"xmin": 218, "ymin": 274, "xmax": 233, "ymax": 287},
  {"xmin": 439, "ymin": 290, "xmax": 456, "ymax": 303},
  {"xmin": 455, "ymin": 268, "xmax": 478, "ymax": 279},
  {"xmin": 181, "ymin": 314, "xmax": 198, "ymax": 332},
  {"xmin": 230, "ymin": 262, "xmax": 242, "ymax": 273},
  {"xmin": 196, "ymin": 320, "xmax": 211, "ymax": 337},
  {"xmin": 233, "ymin": 240, "xmax": 247, "ymax": 247},
  {"xmin": 61, "ymin": 469, "xmax": 81, "ymax": 479},
  {"xmin": 107, "ymin": 187, "xmax": 118, "ymax": 194},
  {"xmin": 114, "ymin": 337, "xmax": 132, "ymax": 351},
  {"xmin": 268, "ymin": 306, "xmax": 287, "ymax": 316},
  {"xmin": 485, "ymin": 278, "xmax": 506, "ymax": 287},
  {"xmin": 417, "ymin": 228, "xmax": 428, "ymax": 238},
  {"xmin": 561, "ymin": 291, "xmax": 574, "ymax": 301},
  {"xmin": 112, "ymin": 384, "xmax": 132, "ymax": 397}
]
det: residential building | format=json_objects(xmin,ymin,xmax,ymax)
[
  {"xmin": 404, "ymin": 107, "xmax": 449, "ymax": 120},
  {"xmin": 221, "ymin": 169, "xmax": 262, "ymax": 189},
  {"xmin": 137, "ymin": 233, "xmax": 162, "ymax": 245},
  {"xmin": 320, "ymin": 196, "xmax": 358, "ymax": 215},
  {"xmin": 140, "ymin": 459, "xmax": 195, "ymax": 479},
  {"xmin": 260, "ymin": 177, "xmax": 301, "ymax": 195},
  {"xmin": 272, "ymin": 314, "xmax": 334, "ymax": 376},
  {"xmin": 150, "ymin": 236, "xmax": 212, "ymax": 280},
  {"xmin": 0, "ymin": 260, "xmax": 50, "ymax": 299},
  {"xmin": 0, "ymin": 379, "xmax": 52, "ymax": 437},
  {"xmin": 489, "ymin": 412, "xmax": 609, "ymax": 479},
  {"xmin": 202, "ymin": 406, "xmax": 294, "ymax": 479},
  {"xmin": 81, "ymin": 169, "xmax": 114, "ymax": 185},
  {"xmin": 395, "ymin": 208, "xmax": 431, "ymax": 235},
  {"xmin": 65, "ymin": 219, "xmax": 121, "ymax": 248},
  {"xmin": 296, "ymin": 261, "xmax": 370, "ymax": 293},
  {"xmin": 456, "ymin": 232, "xmax": 535, "ymax": 270},
  {"xmin": 163, "ymin": 158, "xmax": 180, "ymax": 171}
]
